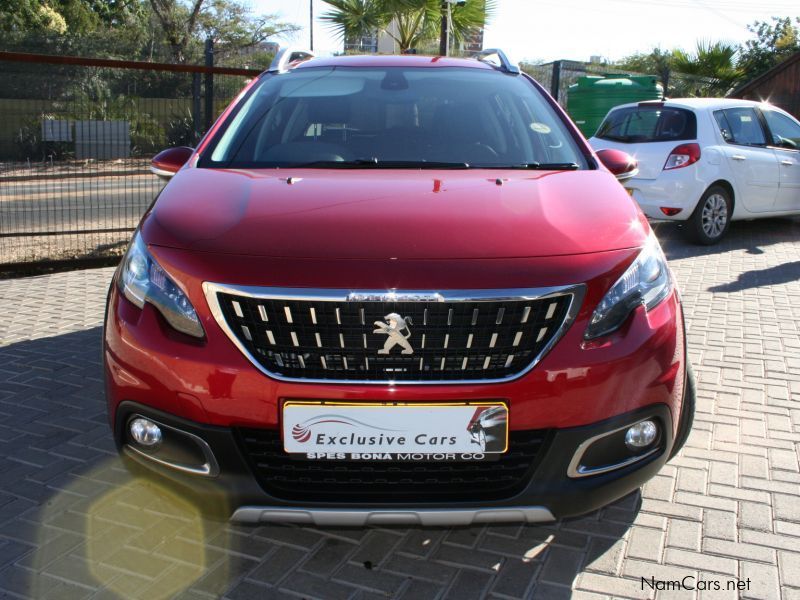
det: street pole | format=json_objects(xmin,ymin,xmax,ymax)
[
  {"xmin": 204, "ymin": 37, "xmax": 214, "ymax": 133},
  {"xmin": 309, "ymin": 0, "xmax": 314, "ymax": 51},
  {"xmin": 439, "ymin": 2, "xmax": 449, "ymax": 56}
]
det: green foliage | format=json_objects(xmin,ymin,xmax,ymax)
[
  {"xmin": 0, "ymin": 1, "xmax": 68, "ymax": 33},
  {"xmin": 671, "ymin": 41, "xmax": 741, "ymax": 95},
  {"xmin": 615, "ymin": 17, "xmax": 799, "ymax": 97},
  {"xmin": 149, "ymin": 0, "xmax": 298, "ymax": 63},
  {"xmin": 1, "ymin": 1, "xmax": 297, "ymax": 66},
  {"xmin": 616, "ymin": 44, "xmax": 739, "ymax": 98},
  {"xmin": 738, "ymin": 17, "xmax": 800, "ymax": 79},
  {"xmin": 322, "ymin": 0, "xmax": 495, "ymax": 53},
  {"xmin": 321, "ymin": 0, "xmax": 385, "ymax": 42},
  {"xmin": 0, "ymin": 0, "xmax": 144, "ymax": 34},
  {"xmin": 166, "ymin": 108, "xmax": 197, "ymax": 146}
]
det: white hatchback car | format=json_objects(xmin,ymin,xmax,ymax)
[{"xmin": 589, "ymin": 98, "xmax": 800, "ymax": 244}]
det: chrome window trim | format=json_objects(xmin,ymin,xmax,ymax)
[
  {"xmin": 123, "ymin": 414, "xmax": 220, "ymax": 477},
  {"xmin": 202, "ymin": 283, "xmax": 585, "ymax": 386},
  {"xmin": 567, "ymin": 419, "xmax": 661, "ymax": 478}
]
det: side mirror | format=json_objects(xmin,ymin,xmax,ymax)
[
  {"xmin": 151, "ymin": 146, "xmax": 194, "ymax": 180},
  {"xmin": 596, "ymin": 148, "xmax": 639, "ymax": 181}
]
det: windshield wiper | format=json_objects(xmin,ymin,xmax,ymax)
[
  {"xmin": 285, "ymin": 158, "xmax": 471, "ymax": 169},
  {"xmin": 504, "ymin": 162, "xmax": 580, "ymax": 170}
]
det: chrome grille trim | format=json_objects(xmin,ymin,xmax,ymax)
[{"xmin": 203, "ymin": 284, "xmax": 585, "ymax": 385}]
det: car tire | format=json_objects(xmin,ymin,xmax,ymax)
[
  {"xmin": 669, "ymin": 362, "xmax": 696, "ymax": 460},
  {"xmin": 686, "ymin": 186, "xmax": 732, "ymax": 245}
]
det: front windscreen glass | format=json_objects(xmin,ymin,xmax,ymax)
[{"xmin": 201, "ymin": 67, "xmax": 588, "ymax": 169}]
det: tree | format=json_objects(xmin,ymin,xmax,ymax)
[
  {"xmin": 322, "ymin": 0, "xmax": 495, "ymax": 54},
  {"xmin": 616, "ymin": 44, "xmax": 742, "ymax": 98},
  {"xmin": 617, "ymin": 48, "xmax": 676, "ymax": 96},
  {"xmin": 738, "ymin": 17, "xmax": 800, "ymax": 80},
  {"xmin": 149, "ymin": 0, "xmax": 205, "ymax": 62},
  {"xmin": 197, "ymin": 0, "xmax": 299, "ymax": 59},
  {"xmin": 671, "ymin": 41, "xmax": 741, "ymax": 96},
  {"xmin": 0, "ymin": 0, "xmax": 143, "ymax": 34},
  {"xmin": 0, "ymin": 0, "xmax": 68, "ymax": 33},
  {"xmin": 149, "ymin": 0, "xmax": 298, "ymax": 63}
]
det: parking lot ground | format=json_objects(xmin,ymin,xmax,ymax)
[{"xmin": 0, "ymin": 218, "xmax": 799, "ymax": 600}]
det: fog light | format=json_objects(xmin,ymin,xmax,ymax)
[
  {"xmin": 625, "ymin": 420, "xmax": 658, "ymax": 450},
  {"xmin": 130, "ymin": 418, "xmax": 162, "ymax": 447}
]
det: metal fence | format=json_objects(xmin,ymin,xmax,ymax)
[
  {"xmin": 522, "ymin": 60, "xmax": 713, "ymax": 106},
  {"xmin": 0, "ymin": 51, "xmax": 259, "ymax": 271},
  {"xmin": 1, "ymin": 53, "xmax": 713, "ymax": 273}
]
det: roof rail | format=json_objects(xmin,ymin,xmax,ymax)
[
  {"xmin": 268, "ymin": 48, "xmax": 315, "ymax": 73},
  {"xmin": 475, "ymin": 49, "xmax": 520, "ymax": 74}
]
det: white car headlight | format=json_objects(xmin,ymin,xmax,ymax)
[
  {"xmin": 585, "ymin": 235, "xmax": 672, "ymax": 340},
  {"xmin": 118, "ymin": 233, "xmax": 205, "ymax": 338}
]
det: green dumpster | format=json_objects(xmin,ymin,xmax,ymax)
[{"xmin": 567, "ymin": 75, "xmax": 663, "ymax": 138}]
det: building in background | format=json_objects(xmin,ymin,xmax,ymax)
[
  {"xmin": 459, "ymin": 25, "xmax": 485, "ymax": 54},
  {"xmin": 730, "ymin": 51, "xmax": 800, "ymax": 119}
]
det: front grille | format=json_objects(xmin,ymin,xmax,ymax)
[
  {"xmin": 208, "ymin": 286, "xmax": 577, "ymax": 383},
  {"xmin": 236, "ymin": 428, "xmax": 551, "ymax": 502}
]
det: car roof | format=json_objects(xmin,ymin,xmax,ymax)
[
  {"xmin": 609, "ymin": 97, "xmax": 774, "ymax": 112},
  {"xmin": 293, "ymin": 54, "xmax": 498, "ymax": 71}
]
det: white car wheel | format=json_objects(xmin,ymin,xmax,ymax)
[
  {"xmin": 701, "ymin": 193, "xmax": 728, "ymax": 239},
  {"xmin": 687, "ymin": 186, "xmax": 732, "ymax": 245}
]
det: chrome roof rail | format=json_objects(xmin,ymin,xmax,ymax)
[
  {"xmin": 267, "ymin": 48, "xmax": 315, "ymax": 73},
  {"xmin": 475, "ymin": 48, "xmax": 520, "ymax": 74}
]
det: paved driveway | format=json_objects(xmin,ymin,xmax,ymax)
[{"xmin": 1, "ymin": 218, "xmax": 799, "ymax": 599}]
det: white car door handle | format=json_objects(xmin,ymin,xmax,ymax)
[
  {"xmin": 780, "ymin": 159, "xmax": 793, "ymax": 166},
  {"xmin": 731, "ymin": 155, "xmax": 747, "ymax": 161}
]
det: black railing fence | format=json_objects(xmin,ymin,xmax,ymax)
[{"xmin": 0, "ymin": 51, "xmax": 259, "ymax": 271}]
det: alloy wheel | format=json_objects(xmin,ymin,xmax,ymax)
[{"xmin": 701, "ymin": 193, "xmax": 728, "ymax": 238}]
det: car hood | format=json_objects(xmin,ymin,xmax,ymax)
[{"xmin": 143, "ymin": 167, "xmax": 648, "ymax": 259}]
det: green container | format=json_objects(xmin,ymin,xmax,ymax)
[{"xmin": 567, "ymin": 75, "xmax": 663, "ymax": 137}]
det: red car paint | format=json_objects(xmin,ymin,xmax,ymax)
[{"xmin": 105, "ymin": 54, "xmax": 689, "ymax": 519}]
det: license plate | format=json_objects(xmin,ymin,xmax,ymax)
[{"xmin": 283, "ymin": 401, "xmax": 508, "ymax": 460}]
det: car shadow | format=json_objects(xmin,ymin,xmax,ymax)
[
  {"xmin": 707, "ymin": 260, "xmax": 800, "ymax": 293},
  {"xmin": 0, "ymin": 328, "xmax": 641, "ymax": 599},
  {"xmin": 652, "ymin": 216, "xmax": 800, "ymax": 261}
]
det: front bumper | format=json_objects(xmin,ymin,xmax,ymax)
[
  {"xmin": 115, "ymin": 400, "xmax": 675, "ymax": 524},
  {"xmin": 105, "ymin": 248, "xmax": 688, "ymax": 524}
]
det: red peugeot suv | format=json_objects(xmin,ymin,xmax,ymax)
[{"xmin": 104, "ymin": 49, "xmax": 694, "ymax": 526}]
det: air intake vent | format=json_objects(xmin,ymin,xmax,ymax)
[{"xmin": 236, "ymin": 428, "xmax": 552, "ymax": 502}]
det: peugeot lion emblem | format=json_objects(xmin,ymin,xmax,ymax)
[{"xmin": 373, "ymin": 313, "xmax": 414, "ymax": 355}]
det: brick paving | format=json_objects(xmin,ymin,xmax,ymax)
[{"xmin": 0, "ymin": 217, "xmax": 799, "ymax": 599}]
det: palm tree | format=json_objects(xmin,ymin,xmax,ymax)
[
  {"xmin": 671, "ymin": 41, "xmax": 743, "ymax": 96},
  {"xmin": 322, "ymin": 0, "xmax": 495, "ymax": 54}
]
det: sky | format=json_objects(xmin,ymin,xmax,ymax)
[{"xmin": 253, "ymin": 0, "xmax": 798, "ymax": 63}]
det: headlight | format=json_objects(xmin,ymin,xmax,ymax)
[
  {"xmin": 118, "ymin": 233, "xmax": 205, "ymax": 338},
  {"xmin": 585, "ymin": 235, "xmax": 672, "ymax": 339}
]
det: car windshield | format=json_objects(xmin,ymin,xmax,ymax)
[
  {"xmin": 596, "ymin": 106, "xmax": 697, "ymax": 143},
  {"xmin": 201, "ymin": 66, "xmax": 588, "ymax": 169}
]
